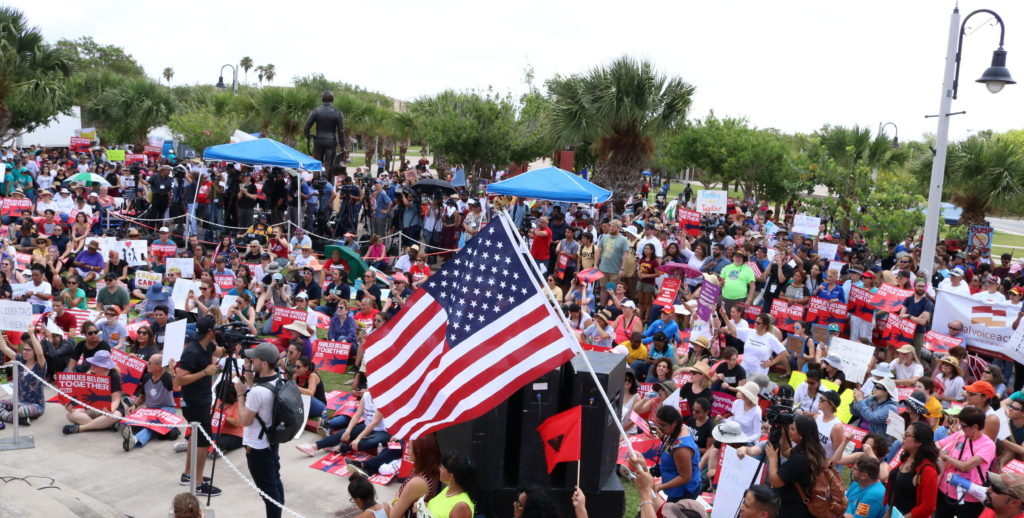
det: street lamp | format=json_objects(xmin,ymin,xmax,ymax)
[
  {"xmin": 920, "ymin": 6, "xmax": 1014, "ymax": 272},
  {"xmin": 878, "ymin": 122, "xmax": 900, "ymax": 149},
  {"xmin": 215, "ymin": 63, "xmax": 238, "ymax": 95}
]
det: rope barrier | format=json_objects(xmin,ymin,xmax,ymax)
[{"xmin": 3, "ymin": 360, "xmax": 305, "ymax": 517}]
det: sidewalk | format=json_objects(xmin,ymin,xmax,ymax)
[{"xmin": 0, "ymin": 386, "xmax": 397, "ymax": 517}]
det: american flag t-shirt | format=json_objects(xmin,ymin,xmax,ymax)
[{"xmin": 364, "ymin": 213, "xmax": 578, "ymax": 439}]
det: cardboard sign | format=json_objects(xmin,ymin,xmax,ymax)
[
  {"xmin": 769, "ymin": 298, "xmax": 805, "ymax": 333},
  {"xmin": 711, "ymin": 391, "xmax": 737, "ymax": 417},
  {"xmin": 886, "ymin": 410, "xmax": 905, "ymax": 440},
  {"xmin": 870, "ymin": 284, "xmax": 913, "ymax": 313},
  {"xmin": 827, "ymin": 337, "xmax": 876, "ymax": 386},
  {"xmin": 785, "ymin": 335, "xmax": 807, "ymax": 359},
  {"xmin": 165, "ymin": 257, "xmax": 194, "ymax": 279},
  {"xmin": 161, "ymin": 320, "xmax": 187, "ymax": 367},
  {"xmin": 55, "ymin": 372, "xmax": 112, "ymax": 411},
  {"xmin": 805, "ymin": 296, "xmax": 849, "ymax": 331},
  {"xmin": 271, "ymin": 307, "xmax": 308, "ymax": 335},
  {"xmin": 817, "ymin": 242, "xmax": 839, "ymax": 261},
  {"xmin": 110, "ymin": 349, "xmax": 146, "ymax": 395},
  {"xmin": 792, "ymin": 214, "xmax": 821, "ymax": 236},
  {"xmin": 126, "ymin": 408, "xmax": 185, "ymax": 435},
  {"xmin": 695, "ymin": 281, "xmax": 721, "ymax": 322},
  {"xmin": 695, "ymin": 190, "xmax": 727, "ymax": 214},
  {"xmin": 678, "ymin": 208, "xmax": 702, "ymax": 236},
  {"xmin": 654, "ymin": 277, "xmax": 682, "ymax": 307},
  {"xmin": 968, "ymin": 225, "xmax": 995, "ymax": 255},
  {"xmin": 924, "ymin": 330, "xmax": 965, "ymax": 354},
  {"xmin": 312, "ymin": 340, "xmax": 351, "ymax": 374},
  {"xmin": 882, "ymin": 314, "xmax": 916, "ymax": 348},
  {"xmin": 849, "ymin": 286, "xmax": 875, "ymax": 322},
  {"xmin": 135, "ymin": 270, "xmax": 162, "ymax": 289},
  {"xmin": 0, "ymin": 300, "xmax": 33, "ymax": 332}
]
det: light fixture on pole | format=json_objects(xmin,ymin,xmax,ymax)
[
  {"xmin": 215, "ymin": 64, "xmax": 239, "ymax": 95},
  {"xmin": 878, "ymin": 122, "xmax": 900, "ymax": 149},
  {"xmin": 919, "ymin": 6, "xmax": 1014, "ymax": 272}
]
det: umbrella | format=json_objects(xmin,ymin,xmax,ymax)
[
  {"xmin": 576, "ymin": 268, "xmax": 604, "ymax": 284},
  {"xmin": 411, "ymin": 178, "xmax": 456, "ymax": 197},
  {"xmin": 641, "ymin": 170, "xmax": 652, "ymax": 176},
  {"xmin": 658, "ymin": 262, "xmax": 703, "ymax": 279},
  {"xmin": 324, "ymin": 244, "xmax": 368, "ymax": 283},
  {"xmin": 64, "ymin": 172, "xmax": 111, "ymax": 187}
]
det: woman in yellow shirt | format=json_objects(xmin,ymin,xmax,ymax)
[{"xmin": 427, "ymin": 451, "xmax": 476, "ymax": 518}]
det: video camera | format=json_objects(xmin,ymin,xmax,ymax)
[
  {"xmin": 214, "ymin": 322, "xmax": 263, "ymax": 353},
  {"xmin": 762, "ymin": 389, "xmax": 795, "ymax": 447}
]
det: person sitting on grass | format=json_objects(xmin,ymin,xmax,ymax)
[
  {"xmin": 294, "ymin": 371, "xmax": 390, "ymax": 457},
  {"xmin": 62, "ymin": 349, "xmax": 124, "ymax": 435},
  {"xmin": 0, "ymin": 331, "xmax": 46, "ymax": 427}
]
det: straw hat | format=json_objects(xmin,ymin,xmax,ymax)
[
  {"xmin": 939, "ymin": 356, "xmax": 964, "ymax": 377},
  {"xmin": 685, "ymin": 361, "xmax": 712, "ymax": 379},
  {"xmin": 736, "ymin": 381, "xmax": 760, "ymax": 405},
  {"xmin": 283, "ymin": 321, "xmax": 311, "ymax": 337},
  {"xmin": 689, "ymin": 335, "xmax": 711, "ymax": 350}
]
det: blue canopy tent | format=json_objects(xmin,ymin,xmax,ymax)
[
  {"xmin": 203, "ymin": 138, "xmax": 322, "ymax": 171},
  {"xmin": 487, "ymin": 166, "xmax": 612, "ymax": 204}
]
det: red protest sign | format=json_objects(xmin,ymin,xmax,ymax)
[
  {"xmin": 742, "ymin": 303, "xmax": 762, "ymax": 325},
  {"xmin": 126, "ymin": 153, "xmax": 146, "ymax": 165},
  {"xmin": 882, "ymin": 314, "xmax": 916, "ymax": 348},
  {"xmin": 312, "ymin": 340, "xmax": 351, "ymax": 374},
  {"xmin": 309, "ymin": 453, "xmax": 350, "ymax": 477},
  {"xmin": 678, "ymin": 209, "xmax": 702, "ymax": 237},
  {"xmin": 143, "ymin": 145, "xmax": 162, "ymax": 155},
  {"xmin": 1004, "ymin": 460, "xmax": 1024, "ymax": 475},
  {"xmin": 556, "ymin": 254, "xmax": 569, "ymax": 280},
  {"xmin": 869, "ymin": 284, "xmax": 912, "ymax": 313},
  {"xmin": 325, "ymin": 390, "xmax": 353, "ymax": 411},
  {"xmin": 110, "ymin": 349, "xmax": 146, "ymax": 395},
  {"xmin": 769, "ymin": 299, "xmax": 805, "ymax": 333},
  {"xmin": 924, "ymin": 330, "xmax": 964, "ymax": 354},
  {"xmin": 896, "ymin": 387, "xmax": 914, "ymax": 401},
  {"xmin": 654, "ymin": 278, "xmax": 681, "ymax": 307},
  {"xmin": 271, "ymin": 307, "xmax": 307, "ymax": 335},
  {"xmin": 805, "ymin": 297, "xmax": 849, "ymax": 331},
  {"xmin": 126, "ymin": 408, "xmax": 185, "ymax": 435},
  {"xmin": 849, "ymin": 286, "xmax": 875, "ymax": 322},
  {"xmin": 70, "ymin": 136, "xmax": 91, "ymax": 152},
  {"xmin": 398, "ymin": 442, "xmax": 414, "ymax": 478},
  {"xmin": 214, "ymin": 274, "xmax": 235, "ymax": 291},
  {"xmin": 616, "ymin": 435, "xmax": 661, "ymax": 467},
  {"xmin": 629, "ymin": 411, "xmax": 653, "ymax": 436},
  {"xmin": 679, "ymin": 399, "xmax": 691, "ymax": 418},
  {"xmin": 1, "ymin": 198, "xmax": 33, "ymax": 218},
  {"xmin": 150, "ymin": 243, "xmax": 177, "ymax": 263},
  {"xmin": 55, "ymin": 372, "xmax": 112, "ymax": 411},
  {"xmin": 710, "ymin": 391, "xmax": 737, "ymax": 417},
  {"xmin": 369, "ymin": 473, "xmax": 394, "ymax": 485}
]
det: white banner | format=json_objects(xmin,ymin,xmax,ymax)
[
  {"xmin": 792, "ymin": 214, "xmax": 821, "ymax": 236},
  {"xmin": 710, "ymin": 446, "xmax": 763, "ymax": 518},
  {"xmin": 932, "ymin": 289, "xmax": 1017, "ymax": 357},
  {"xmin": 695, "ymin": 190, "xmax": 727, "ymax": 214},
  {"xmin": 166, "ymin": 257, "xmax": 194, "ymax": 279}
]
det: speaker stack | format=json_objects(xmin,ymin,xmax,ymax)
[{"xmin": 435, "ymin": 351, "xmax": 626, "ymax": 518}]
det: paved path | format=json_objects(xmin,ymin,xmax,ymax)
[{"xmin": 0, "ymin": 386, "xmax": 398, "ymax": 517}]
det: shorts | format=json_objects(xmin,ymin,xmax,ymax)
[
  {"xmin": 638, "ymin": 282, "xmax": 657, "ymax": 293},
  {"xmin": 600, "ymin": 272, "xmax": 620, "ymax": 287},
  {"xmin": 181, "ymin": 404, "xmax": 213, "ymax": 447}
]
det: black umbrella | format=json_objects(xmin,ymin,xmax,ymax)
[{"xmin": 411, "ymin": 178, "xmax": 456, "ymax": 197}]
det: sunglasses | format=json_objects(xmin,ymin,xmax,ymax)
[
  {"xmin": 138, "ymin": 331, "xmax": 150, "ymax": 335},
  {"xmin": 67, "ymin": 281, "xmax": 77, "ymax": 285},
  {"xmin": 85, "ymin": 330, "xmax": 98, "ymax": 335}
]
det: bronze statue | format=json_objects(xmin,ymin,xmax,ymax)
[{"xmin": 304, "ymin": 90, "xmax": 346, "ymax": 176}]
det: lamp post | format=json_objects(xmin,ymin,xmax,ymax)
[
  {"xmin": 920, "ymin": 6, "xmax": 1015, "ymax": 272},
  {"xmin": 215, "ymin": 64, "xmax": 239, "ymax": 95}
]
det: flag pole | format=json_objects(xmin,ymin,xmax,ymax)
[{"xmin": 498, "ymin": 208, "xmax": 637, "ymax": 457}]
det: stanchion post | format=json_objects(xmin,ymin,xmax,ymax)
[
  {"xmin": 189, "ymin": 421, "xmax": 198, "ymax": 495},
  {"xmin": 0, "ymin": 362, "xmax": 35, "ymax": 451}
]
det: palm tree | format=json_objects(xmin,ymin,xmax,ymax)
[
  {"xmin": 252, "ymin": 87, "xmax": 317, "ymax": 147},
  {"xmin": 915, "ymin": 136, "xmax": 1024, "ymax": 226},
  {"xmin": 240, "ymin": 56, "xmax": 253, "ymax": 85},
  {"xmin": 263, "ymin": 64, "xmax": 276, "ymax": 85},
  {"xmin": 812, "ymin": 125, "xmax": 905, "ymax": 225},
  {"xmin": 256, "ymin": 65, "xmax": 266, "ymax": 87},
  {"xmin": 90, "ymin": 77, "xmax": 177, "ymax": 147},
  {"xmin": 547, "ymin": 56, "xmax": 694, "ymax": 207},
  {"xmin": 386, "ymin": 111, "xmax": 417, "ymax": 168},
  {"xmin": 162, "ymin": 67, "xmax": 174, "ymax": 86},
  {"xmin": 0, "ymin": 6, "xmax": 74, "ymax": 137}
]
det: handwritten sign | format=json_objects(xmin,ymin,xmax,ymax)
[
  {"xmin": 886, "ymin": 410, "xmax": 905, "ymax": 441},
  {"xmin": 817, "ymin": 242, "xmax": 839, "ymax": 261},
  {"xmin": 105, "ymin": 149, "xmax": 126, "ymax": 162},
  {"xmin": 118, "ymin": 240, "xmax": 149, "ymax": 266},
  {"xmin": 0, "ymin": 300, "xmax": 33, "ymax": 332},
  {"xmin": 135, "ymin": 270, "xmax": 162, "ymax": 289},
  {"xmin": 792, "ymin": 214, "xmax": 821, "ymax": 236},
  {"xmin": 170, "ymin": 279, "xmax": 201, "ymax": 312},
  {"xmin": 312, "ymin": 340, "xmax": 352, "ymax": 374},
  {"xmin": 695, "ymin": 190, "xmax": 727, "ymax": 214},
  {"xmin": 827, "ymin": 337, "xmax": 875, "ymax": 386},
  {"xmin": 165, "ymin": 257, "xmax": 194, "ymax": 279},
  {"xmin": 968, "ymin": 225, "xmax": 995, "ymax": 255}
]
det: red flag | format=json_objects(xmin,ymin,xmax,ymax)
[{"xmin": 537, "ymin": 405, "xmax": 582, "ymax": 473}]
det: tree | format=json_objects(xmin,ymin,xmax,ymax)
[
  {"xmin": 546, "ymin": 56, "xmax": 695, "ymax": 206},
  {"xmin": 386, "ymin": 111, "xmax": 417, "ymax": 167},
  {"xmin": 169, "ymin": 104, "xmax": 240, "ymax": 154},
  {"xmin": 240, "ymin": 56, "xmax": 253, "ymax": 85},
  {"xmin": 263, "ymin": 64, "xmax": 276, "ymax": 84},
  {"xmin": 251, "ymin": 87, "xmax": 318, "ymax": 147},
  {"xmin": 861, "ymin": 177, "xmax": 927, "ymax": 257},
  {"xmin": 0, "ymin": 7, "xmax": 74, "ymax": 139},
  {"xmin": 256, "ymin": 65, "xmax": 265, "ymax": 86},
  {"xmin": 914, "ymin": 135, "xmax": 1024, "ymax": 225},
  {"xmin": 89, "ymin": 77, "xmax": 176, "ymax": 146},
  {"xmin": 55, "ymin": 36, "xmax": 143, "ymax": 77},
  {"xmin": 162, "ymin": 67, "xmax": 174, "ymax": 86}
]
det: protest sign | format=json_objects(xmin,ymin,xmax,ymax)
[
  {"xmin": 0, "ymin": 300, "xmax": 33, "ymax": 332},
  {"xmin": 792, "ymin": 214, "xmax": 821, "ymax": 236},
  {"xmin": 161, "ymin": 320, "xmax": 187, "ymax": 367},
  {"xmin": 654, "ymin": 277, "xmax": 682, "ymax": 307},
  {"xmin": 678, "ymin": 208, "xmax": 702, "ymax": 236},
  {"xmin": 811, "ymin": 324, "xmax": 830, "ymax": 345},
  {"xmin": 711, "ymin": 391, "xmax": 737, "ymax": 417},
  {"xmin": 312, "ymin": 340, "xmax": 352, "ymax": 374},
  {"xmin": 125, "ymin": 153, "xmax": 146, "ymax": 165},
  {"xmin": 616, "ymin": 434, "xmax": 661, "ymax": 468},
  {"xmin": 0, "ymin": 198, "xmax": 32, "ymax": 219},
  {"xmin": 171, "ymin": 279, "xmax": 201, "ymax": 312},
  {"xmin": 10, "ymin": 282, "xmax": 31, "ymax": 299},
  {"xmin": 805, "ymin": 297, "xmax": 849, "ymax": 331},
  {"xmin": 70, "ymin": 136, "xmax": 91, "ymax": 152},
  {"xmin": 118, "ymin": 240, "xmax": 148, "ymax": 266},
  {"xmin": 166, "ymin": 257, "xmax": 194, "ymax": 279},
  {"xmin": 555, "ymin": 254, "xmax": 569, "ymax": 280},
  {"xmin": 55, "ymin": 372, "xmax": 111, "ymax": 411},
  {"xmin": 629, "ymin": 411, "xmax": 653, "ymax": 436},
  {"xmin": 769, "ymin": 298, "xmax": 805, "ymax": 333},
  {"xmin": 110, "ymin": 349, "xmax": 146, "ymax": 395},
  {"xmin": 695, "ymin": 281, "xmax": 721, "ymax": 322},
  {"xmin": 968, "ymin": 225, "xmax": 995, "ymax": 255},
  {"xmin": 710, "ymin": 446, "xmax": 764, "ymax": 518},
  {"xmin": 1006, "ymin": 323, "xmax": 1024, "ymax": 365},
  {"xmin": 742, "ymin": 303, "xmax": 762, "ymax": 325},
  {"xmin": 785, "ymin": 335, "xmax": 806, "ymax": 359},
  {"xmin": 1004, "ymin": 460, "xmax": 1024, "ymax": 476},
  {"xmin": 218, "ymin": 294, "xmax": 238, "ymax": 316},
  {"xmin": 817, "ymin": 242, "xmax": 839, "ymax": 261},
  {"xmin": 149, "ymin": 243, "xmax": 177, "ymax": 263},
  {"xmin": 886, "ymin": 411, "xmax": 905, "ymax": 441},
  {"xmin": 869, "ymin": 284, "xmax": 913, "ymax": 313},
  {"xmin": 271, "ymin": 307, "xmax": 308, "ymax": 335},
  {"xmin": 849, "ymin": 286, "xmax": 875, "ymax": 322},
  {"xmin": 837, "ymin": 388, "xmax": 856, "ymax": 424},
  {"xmin": 309, "ymin": 453, "xmax": 350, "ymax": 477},
  {"xmin": 828, "ymin": 337, "xmax": 875, "ymax": 385},
  {"xmin": 106, "ymin": 149, "xmax": 126, "ymax": 162},
  {"xmin": 882, "ymin": 314, "xmax": 916, "ymax": 348},
  {"xmin": 134, "ymin": 270, "xmax": 162, "ymax": 289},
  {"xmin": 695, "ymin": 190, "xmax": 727, "ymax": 214},
  {"xmin": 924, "ymin": 330, "xmax": 965, "ymax": 355},
  {"xmin": 144, "ymin": 144, "xmax": 162, "ymax": 155},
  {"xmin": 214, "ymin": 274, "xmax": 235, "ymax": 291},
  {"xmin": 126, "ymin": 408, "xmax": 185, "ymax": 435},
  {"xmin": 932, "ymin": 290, "xmax": 1018, "ymax": 358},
  {"xmin": 997, "ymin": 408, "xmax": 1012, "ymax": 440},
  {"xmin": 827, "ymin": 261, "xmax": 847, "ymax": 276}
]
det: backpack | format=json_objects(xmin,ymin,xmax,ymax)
[
  {"xmin": 254, "ymin": 374, "xmax": 305, "ymax": 444},
  {"xmin": 795, "ymin": 464, "xmax": 848, "ymax": 518}
]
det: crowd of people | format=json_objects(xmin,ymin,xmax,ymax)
[{"xmin": 6, "ymin": 144, "xmax": 1024, "ymax": 518}]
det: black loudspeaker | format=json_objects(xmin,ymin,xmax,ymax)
[{"xmin": 566, "ymin": 351, "xmax": 626, "ymax": 493}]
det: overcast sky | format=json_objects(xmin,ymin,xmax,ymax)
[{"xmin": 10, "ymin": 0, "xmax": 1024, "ymax": 141}]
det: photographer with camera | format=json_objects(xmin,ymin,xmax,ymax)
[
  {"xmin": 173, "ymin": 315, "xmax": 224, "ymax": 497},
  {"xmin": 337, "ymin": 174, "xmax": 362, "ymax": 236},
  {"xmin": 235, "ymin": 342, "xmax": 286, "ymax": 518},
  {"xmin": 765, "ymin": 414, "xmax": 826, "ymax": 518}
]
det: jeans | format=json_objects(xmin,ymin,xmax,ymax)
[
  {"xmin": 134, "ymin": 405, "xmax": 178, "ymax": 446},
  {"xmin": 630, "ymin": 359, "xmax": 651, "ymax": 381},
  {"xmin": 327, "ymin": 414, "xmax": 352, "ymax": 431},
  {"xmin": 246, "ymin": 443, "xmax": 284, "ymax": 518},
  {"xmin": 363, "ymin": 447, "xmax": 403, "ymax": 474},
  {"xmin": 336, "ymin": 428, "xmax": 390, "ymax": 455},
  {"xmin": 308, "ymin": 398, "xmax": 326, "ymax": 420},
  {"xmin": 31, "ymin": 304, "xmax": 48, "ymax": 315}
]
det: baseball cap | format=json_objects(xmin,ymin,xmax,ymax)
[
  {"xmin": 159, "ymin": 226, "xmax": 170, "ymax": 233},
  {"xmin": 195, "ymin": 315, "xmax": 216, "ymax": 335},
  {"xmin": 244, "ymin": 342, "xmax": 280, "ymax": 364},
  {"xmin": 964, "ymin": 380, "xmax": 997, "ymax": 399},
  {"xmin": 989, "ymin": 472, "xmax": 1024, "ymax": 501}
]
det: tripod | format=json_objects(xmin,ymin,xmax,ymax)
[{"xmin": 204, "ymin": 348, "xmax": 242, "ymax": 507}]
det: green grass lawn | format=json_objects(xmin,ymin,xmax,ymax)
[
  {"xmin": 664, "ymin": 181, "xmax": 744, "ymax": 201},
  {"xmin": 992, "ymin": 232, "xmax": 1024, "ymax": 257}
]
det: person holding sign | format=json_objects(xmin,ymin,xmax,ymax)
[
  {"xmin": 122, "ymin": 354, "xmax": 181, "ymax": 451},
  {"xmin": 62, "ymin": 350, "xmax": 123, "ymax": 435},
  {"xmin": 936, "ymin": 406, "xmax": 997, "ymax": 518},
  {"xmin": 651, "ymin": 405, "xmax": 701, "ymax": 501},
  {"xmin": 813, "ymin": 268, "xmax": 846, "ymax": 303},
  {"xmin": 852, "ymin": 378, "xmax": 898, "ymax": 436}
]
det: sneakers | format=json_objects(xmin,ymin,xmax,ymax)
[
  {"xmin": 62, "ymin": 424, "xmax": 79, "ymax": 435},
  {"xmin": 195, "ymin": 482, "xmax": 222, "ymax": 497},
  {"xmin": 316, "ymin": 425, "xmax": 329, "ymax": 438},
  {"xmin": 179, "ymin": 473, "xmax": 213, "ymax": 486},
  {"xmin": 295, "ymin": 443, "xmax": 317, "ymax": 457},
  {"xmin": 121, "ymin": 425, "xmax": 137, "ymax": 452},
  {"xmin": 346, "ymin": 462, "xmax": 368, "ymax": 478},
  {"xmin": 173, "ymin": 441, "xmax": 189, "ymax": 453}
]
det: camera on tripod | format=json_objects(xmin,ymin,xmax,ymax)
[
  {"xmin": 763, "ymin": 390, "xmax": 795, "ymax": 447},
  {"xmin": 214, "ymin": 322, "xmax": 263, "ymax": 352}
]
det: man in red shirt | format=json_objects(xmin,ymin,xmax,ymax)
[
  {"xmin": 49, "ymin": 299, "xmax": 77, "ymax": 334},
  {"xmin": 981, "ymin": 472, "xmax": 1024, "ymax": 518},
  {"xmin": 529, "ymin": 216, "xmax": 552, "ymax": 267}
]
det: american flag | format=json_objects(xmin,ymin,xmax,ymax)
[{"xmin": 365, "ymin": 213, "xmax": 578, "ymax": 439}]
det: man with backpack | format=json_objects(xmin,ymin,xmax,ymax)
[{"xmin": 236, "ymin": 342, "xmax": 288, "ymax": 518}]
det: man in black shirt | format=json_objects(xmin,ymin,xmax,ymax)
[
  {"xmin": 761, "ymin": 243, "xmax": 794, "ymax": 312},
  {"xmin": 173, "ymin": 316, "xmax": 223, "ymax": 497},
  {"xmin": 236, "ymin": 172, "xmax": 259, "ymax": 229},
  {"xmin": 148, "ymin": 165, "xmax": 174, "ymax": 220},
  {"xmin": 294, "ymin": 267, "xmax": 323, "ymax": 306}
]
